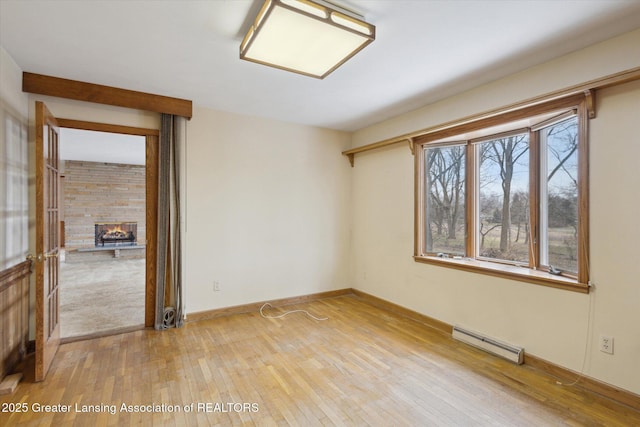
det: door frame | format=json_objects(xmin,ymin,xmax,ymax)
[{"xmin": 56, "ymin": 118, "xmax": 159, "ymax": 327}]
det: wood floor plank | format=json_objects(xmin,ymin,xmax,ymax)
[{"xmin": 1, "ymin": 295, "xmax": 639, "ymax": 426}]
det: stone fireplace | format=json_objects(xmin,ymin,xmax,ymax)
[{"xmin": 62, "ymin": 161, "xmax": 146, "ymax": 262}]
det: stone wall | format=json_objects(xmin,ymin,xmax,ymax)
[{"xmin": 62, "ymin": 161, "xmax": 146, "ymax": 254}]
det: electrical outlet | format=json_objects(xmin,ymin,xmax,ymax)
[
  {"xmin": 213, "ymin": 281, "xmax": 221, "ymax": 292},
  {"xmin": 600, "ymin": 335, "xmax": 614, "ymax": 354}
]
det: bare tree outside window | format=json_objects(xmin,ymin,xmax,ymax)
[
  {"xmin": 425, "ymin": 145, "xmax": 466, "ymax": 255},
  {"xmin": 478, "ymin": 134, "xmax": 529, "ymax": 263},
  {"xmin": 416, "ymin": 96, "xmax": 588, "ymax": 287}
]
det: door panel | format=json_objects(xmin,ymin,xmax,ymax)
[{"xmin": 35, "ymin": 101, "xmax": 61, "ymax": 382}]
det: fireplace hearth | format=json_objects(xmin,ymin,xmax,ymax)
[{"xmin": 95, "ymin": 222, "xmax": 137, "ymax": 247}]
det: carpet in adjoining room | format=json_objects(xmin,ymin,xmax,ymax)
[{"xmin": 60, "ymin": 257, "xmax": 145, "ymax": 338}]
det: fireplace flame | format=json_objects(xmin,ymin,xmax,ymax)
[
  {"xmin": 95, "ymin": 222, "xmax": 136, "ymax": 246},
  {"xmin": 104, "ymin": 225, "xmax": 128, "ymax": 238}
]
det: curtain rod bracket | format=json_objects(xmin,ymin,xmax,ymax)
[{"xmin": 584, "ymin": 89, "xmax": 596, "ymax": 119}]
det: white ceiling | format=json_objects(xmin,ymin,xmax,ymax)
[
  {"xmin": 2, "ymin": 0, "xmax": 640, "ymax": 132},
  {"xmin": 59, "ymin": 129, "xmax": 146, "ymax": 165}
]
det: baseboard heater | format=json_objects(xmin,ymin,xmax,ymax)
[{"xmin": 452, "ymin": 326, "xmax": 524, "ymax": 364}]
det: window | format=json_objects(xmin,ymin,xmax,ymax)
[
  {"xmin": 0, "ymin": 112, "xmax": 29, "ymax": 271},
  {"xmin": 425, "ymin": 144, "xmax": 466, "ymax": 256},
  {"xmin": 414, "ymin": 94, "xmax": 589, "ymax": 292},
  {"xmin": 477, "ymin": 130, "xmax": 530, "ymax": 264},
  {"xmin": 539, "ymin": 116, "xmax": 579, "ymax": 274}
]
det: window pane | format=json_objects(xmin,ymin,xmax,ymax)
[
  {"xmin": 478, "ymin": 133, "xmax": 530, "ymax": 263},
  {"xmin": 541, "ymin": 117, "xmax": 578, "ymax": 273},
  {"xmin": 424, "ymin": 145, "xmax": 466, "ymax": 255}
]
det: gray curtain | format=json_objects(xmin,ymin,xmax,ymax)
[{"xmin": 155, "ymin": 114, "xmax": 184, "ymax": 329}]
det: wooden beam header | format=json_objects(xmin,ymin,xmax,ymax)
[{"xmin": 23, "ymin": 72, "xmax": 192, "ymax": 119}]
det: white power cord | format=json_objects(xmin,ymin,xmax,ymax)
[
  {"xmin": 556, "ymin": 238, "xmax": 594, "ymax": 387},
  {"xmin": 555, "ymin": 281, "xmax": 595, "ymax": 387},
  {"xmin": 259, "ymin": 303, "xmax": 328, "ymax": 321}
]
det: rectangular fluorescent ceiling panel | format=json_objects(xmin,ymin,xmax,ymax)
[{"xmin": 240, "ymin": 0, "xmax": 375, "ymax": 79}]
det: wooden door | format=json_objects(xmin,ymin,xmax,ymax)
[{"xmin": 34, "ymin": 101, "xmax": 61, "ymax": 382}]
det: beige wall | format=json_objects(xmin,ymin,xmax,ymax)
[
  {"xmin": 349, "ymin": 29, "xmax": 640, "ymax": 394},
  {"xmin": 587, "ymin": 80, "xmax": 640, "ymax": 390},
  {"xmin": 184, "ymin": 106, "xmax": 352, "ymax": 313},
  {"xmin": 0, "ymin": 47, "xmax": 29, "ymax": 119},
  {"xmin": 26, "ymin": 95, "xmax": 160, "ymax": 131}
]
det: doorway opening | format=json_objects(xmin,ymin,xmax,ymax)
[{"xmin": 59, "ymin": 128, "xmax": 146, "ymax": 339}]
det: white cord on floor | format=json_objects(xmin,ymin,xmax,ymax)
[{"xmin": 259, "ymin": 303, "xmax": 328, "ymax": 321}]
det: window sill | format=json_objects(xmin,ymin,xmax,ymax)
[{"xmin": 413, "ymin": 255, "xmax": 589, "ymax": 293}]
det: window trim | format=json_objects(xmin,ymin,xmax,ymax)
[{"xmin": 414, "ymin": 93, "xmax": 589, "ymax": 292}]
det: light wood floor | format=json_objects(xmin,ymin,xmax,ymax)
[{"xmin": 2, "ymin": 295, "xmax": 639, "ymax": 426}]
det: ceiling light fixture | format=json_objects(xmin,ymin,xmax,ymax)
[{"xmin": 240, "ymin": 0, "xmax": 375, "ymax": 79}]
